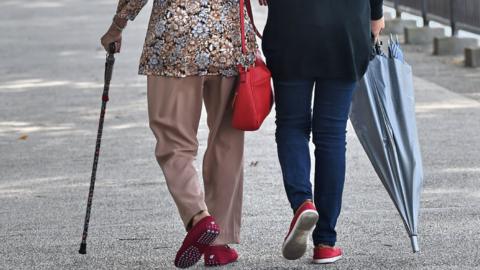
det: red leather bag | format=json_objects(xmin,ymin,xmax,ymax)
[{"xmin": 232, "ymin": 0, "xmax": 273, "ymax": 131}]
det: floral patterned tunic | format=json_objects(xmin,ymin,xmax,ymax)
[{"xmin": 116, "ymin": 0, "xmax": 258, "ymax": 77}]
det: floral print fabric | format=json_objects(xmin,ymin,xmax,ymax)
[{"xmin": 116, "ymin": 0, "xmax": 257, "ymax": 77}]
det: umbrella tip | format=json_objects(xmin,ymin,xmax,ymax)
[{"xmin": 410, "ymin": 235, "xmax": 420, "ymax": 253}]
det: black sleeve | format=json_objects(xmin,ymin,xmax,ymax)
[{"xmin": 370, "ymin": 0, "xmax": 384, "ymax": 20}]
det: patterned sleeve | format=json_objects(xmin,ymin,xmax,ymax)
[
  {"xmin": 116, "ymin": 0, "xmax": 149, "ymax": 21},
  {"xmin": 370, "ymin": 0, "xmax": 384, "ymax": 20}
]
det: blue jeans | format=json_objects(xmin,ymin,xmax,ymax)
[{"xmin": 274, "ymin": 79, "xmax": 356, "ymax": 246}]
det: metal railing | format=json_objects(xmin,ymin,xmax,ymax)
[{"xmin": 385, "ymin": 0, "xmax": 480, "ymax": 36}]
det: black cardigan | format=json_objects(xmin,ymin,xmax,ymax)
[{"xmin": 262, "ymin": 0, "xmax": 384, "ymax": 81}]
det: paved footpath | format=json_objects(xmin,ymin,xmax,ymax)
[{"xmin": 1, "ymin": 1, "xmax": 479, "ymax": 269}]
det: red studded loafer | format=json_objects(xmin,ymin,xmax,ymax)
[
  {"xmin": 174, "ymin": 216, "xmax": 220, "ymax": 268},
  {"xmin": 204, "ymin": 245, "xmax": 239, "ymax": 267},
  {"xmin": 312, "ymin": 246, "xmax": 343, "ymax": 264},
  {"xmin": 282, "ymin": 201, "xmax": 319, "ymax": 260}
]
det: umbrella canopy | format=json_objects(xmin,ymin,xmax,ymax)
[{"xmin": 349, "ymin": 37, "xmax": 424, "ymax": 253}]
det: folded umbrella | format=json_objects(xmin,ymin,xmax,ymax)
[
  {"xmin": 388, "ymin": 35, "xmax": 404, "ymax": 62},
  {"xmin": 349, "ymin": 39, "xmax": 424, "ymax": 252}
]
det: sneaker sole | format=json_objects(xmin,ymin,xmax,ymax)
[
  {"xmin": 312, "ymin": 254, "xmax": 342, "ymax": 264},
  {"xmin": 175, "ymin": 225, "xmax": 220, "ymax": 268},
  {"xmin": 282, "ymin": 210, "xmax": 319, "ymax": 260}
]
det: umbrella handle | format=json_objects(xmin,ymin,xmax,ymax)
[{"xmin": 370, "ymin": 33, "xmax": 383, "ymax": 57}]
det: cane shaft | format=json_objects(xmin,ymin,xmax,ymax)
[
  {"xmin": 79, "ymin": 48, "xmax": 115, "ymax": 254},
  {"xmin": 80, "ymin": 100, "xmax": 107, "ymax": 241}
]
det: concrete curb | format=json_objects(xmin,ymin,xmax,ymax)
[
  {"xmin": 383, "ymin": 18, "xmax": 417, "ymax": 36},
  {"xmin": 405, "ymin": 27, "xmax": 446, "ymax": 45},
  {"xmin": 433, "ymin": 37, "xmax": 478, "ymax": 55},
  {"xmin": 465, "ymin": 47, "xmax": 480, "ymax": 67}
]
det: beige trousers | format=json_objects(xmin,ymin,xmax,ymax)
[{"xmin": 147, "ymin": 75, "xmax": 244, "ymax": 245}]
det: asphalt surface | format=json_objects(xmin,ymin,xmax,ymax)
[{"xmin": 1, "ymin": 1, "xmax": 480, "ymax": 269}]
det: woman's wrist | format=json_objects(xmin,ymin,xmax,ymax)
[
  {"xmin": 112, "ymin": 15, "xmax": 128, "ymax": 31},
  {"xmin": 108, "ymin": 24, "xmax": 122, "ymax": 36}
]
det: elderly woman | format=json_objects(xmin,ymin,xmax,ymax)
[
  {"xmin": 101, "ymin": 0, "xmax": 257, "ymax": 268},
  {"xmin": 259, "ymin": 0, "xmax": 385, "ymax": 264}
]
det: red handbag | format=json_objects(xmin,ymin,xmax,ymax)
[{"xmin": 232, "ymin": 0, "xmax": 273, "ymax": 131}]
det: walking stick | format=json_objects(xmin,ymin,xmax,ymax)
[{"xmin": 79, "ymin": 43, "xmax": 116, "ymax": 255}]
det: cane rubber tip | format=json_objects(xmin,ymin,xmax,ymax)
[{"xmin": 79, "ymin": 243, "xmax": 87, "ymax": 254}]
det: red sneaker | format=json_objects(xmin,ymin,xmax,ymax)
[
  {"xmin": 282, "ymin": 201, "xmax": 319, "ymax": 260},
  {"xmin": 174, "ymin": 216, "xmax": 220, "ymax": 268},
  {"xmin": 312, "ymin": 246, "xmax": 343, "ymax": 264},
  {"xmin": 204, "ymin": 245, "xmax": 239, "ymax": 267}
]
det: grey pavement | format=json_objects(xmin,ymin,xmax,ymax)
[{"xmin": 1, "ymin": 1, "xmax": 480, "ymax": 269}]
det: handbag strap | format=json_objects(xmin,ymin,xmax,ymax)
[{"xmin": 240, "ymin": 0, "xmax": 262, "ymax": 55}]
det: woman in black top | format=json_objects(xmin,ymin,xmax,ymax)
[{"xmin": 259, "ymin": 0, "xmax": 384, "ymax": 264}]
